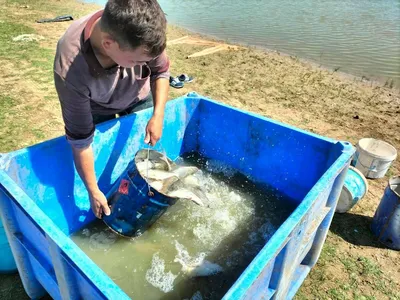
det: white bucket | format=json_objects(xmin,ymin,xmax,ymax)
[
  {"xmin": 336, "ymin": 166, "xmax": 368, "ymax": 213},
  {"xmin": 352, "ymin": 138, "xmax": 397, "ymax": 179}
]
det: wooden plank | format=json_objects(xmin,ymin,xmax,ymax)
[
  {"xmin": 168, "ymin": 36, "xmax": 220, "ymax": 46},
  {"xmin": 187, "ymin": 45, "xmax": 228, "ymax": 58},
  {"xmin": 167, "ymin": 36, "xmax": 189, "ymax": 45}
]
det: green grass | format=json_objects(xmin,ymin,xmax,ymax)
[
  {"xmin": 327, "ymin": 287, "xmax": 347, "ymax": 299},
  {"xmin": 0, "ymin": 21, "xmax": 35, "ymax": 44},
  {"xmin": 0, "ymin": 0, "xmax": 95, "ymax": 85},
  {"xmin": 0, "ymin": 94, "xmax": 28, "ymax": 151},
  {"xmin": 0, "ymin": 1, "xmax": 64, "ymax": 151},
  {"xmin": 0, "ymin": 95, "xmax": 17, "ymax": 110},
  {"xmin": 295, "ymin": 239, "xmax": 400, "ymax": 300},
  {"xmin": 0, "ymin": 20, "xmax": 54, "ymax": 81},
  {"xmin": 6, "ymin": 0, "xmax": 92, "ymax": 19},
  {"xmin": 386, "ymin": 166, "xmax": 395, "ymax": 178}
]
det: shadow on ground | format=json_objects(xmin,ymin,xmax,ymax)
[
  {"xmin": 330, "ymin": 212, "xmax": 386, "ymax": 249},
  {"xmin": 0, "ymin": 273, "xmax": 52, "ymax": 300},
  {"xmin": 0, "ymin": 273, "xmax": 29, "ymax": 300}
]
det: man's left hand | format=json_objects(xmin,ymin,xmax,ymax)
[{"xmin": 144, "ymin": 114, "xmax": 164, "ymax": 146}]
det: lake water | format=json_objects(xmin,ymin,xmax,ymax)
[
  {"xmin": 90, "ymin": 0, "xmax": 400, "ymax": 87},
  {"xmin": 71, "ymin": 155, "xmax": 296, "ymax": 299}
]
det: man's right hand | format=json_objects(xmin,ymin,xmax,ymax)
[
  {"xmin": 89, "ymin": 189, "xmax": 111, "ymax": 219},
  {"xmin": 71, "ymin": 145, "xmax": 111, "ymax": 219}
]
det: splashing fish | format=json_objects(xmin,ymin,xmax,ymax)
[
  {"xmin": 135, "ymin": 150, "xmax": 210, "ymax": 206},
  {"xmin": 174, "ymin": 241, "xmax": 223, "ymax": 277}
]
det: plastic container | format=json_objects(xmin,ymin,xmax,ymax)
[
  {"xmin": 352, "ymin": 138, "xmax": 397, "ymax": 179},
  {"xmin": 0, "ymin": 93, "xmax": 354, "ymax": 299},
  {"xmin": 0, "ymin": 215, "xmax": 17, "ymax": 273},
  {"xmin": 371, "ymin": 176, "xmax": 400, "ymax": 250},
  {"xmin": 336, "ymin": 166, "xmax": 368, "ymax": 213}
]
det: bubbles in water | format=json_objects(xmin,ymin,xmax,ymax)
[
  {"xmin": 226, "ymin": 250, "xmax": 241, "ymax": 268},
  {"xmin": 192, "ymin": 209, "xmax": 237, "ymax": 249},
  {"xmin": 228, "ymin": 191, "xmax": 242, "ymax": 202},
  {"xmin": 176, "ymin": 172, "xmax": 256, "ymax": 250},
  {"xmin": 145, "ymin": 253, "xmax": 178, "ymax": 293},
  {"xmin": 89, "ymin": 231, "xmax": 117, "ymax": 252},
  {"xmin": 258, "ymin": 222, "xmax": 276, "ymax": 241},
  {"xmin": 205, "ymin": 159, "xmax": 237, "ymax": 177},
  {"xmin": 244, "ymin": 221, "xmax": 276, "ymax": 255},
  {"xmin": 82, "ymin": 228, "xmax": 90, "ymax": 237}
]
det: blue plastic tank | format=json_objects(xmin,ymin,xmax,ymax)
[
  {"xmin": 371, "ymin": 176, "xmax": 400, "ymax": 250},
  {"xmin": 0, "ymin": 93, "xmax": 354, "ymax": 299},
  {"xmin": 0, "ymin": 215, "xmax": 17, "ymax": 273}
]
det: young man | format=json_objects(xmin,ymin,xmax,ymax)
[{"xmin": 54, "ymin": 0, "xmax": 170, "ymax": 219}]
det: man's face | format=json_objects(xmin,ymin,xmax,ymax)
[{"xmin": 102, "ymin": 37, "xmax": 154, "ymax": 68}]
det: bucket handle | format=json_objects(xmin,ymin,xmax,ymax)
[{"xmin": 354, "ymin": 156, "xmax": 392, "ymax": 173}]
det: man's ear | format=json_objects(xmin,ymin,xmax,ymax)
[{"xmin": 101, "ymin": 34, "xmax": 116, "ymax": 51}]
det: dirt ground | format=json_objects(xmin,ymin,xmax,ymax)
[{"xmin": 0, "ymin": 0, "xmax": 399, "ymax": 299}]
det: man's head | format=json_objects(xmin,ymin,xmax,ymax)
[{"xmin": 100, "ymin": 0, "xmax": 167, "ymax": 67}]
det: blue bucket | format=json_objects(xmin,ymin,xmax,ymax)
[
  {"xmin": 371, "ymin": 176, "xmax": 400, "ymax": 250},
  {"xmin": 102, "ymin": 150, "xmax": 178, "ymax": 237},
  {"xmin": 336, "ymin": 166, "xmax": 368, "ymax": 213},
  {"xmin": 0, "ymin": 215, "xmax": 17, "ymax": 273}
]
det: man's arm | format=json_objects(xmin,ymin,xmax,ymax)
[
  {"xmin": 72, "ymin": 145, "xmax": 110, "ymax": 218},
  {"xmin": 54, "ymin": 72, "xmax": 110, "ymax": 218},
  {"xmin": 145, "ymin": 50, "xmax": 170, "ymax": 145},
  {"xmin": 145, "ymin": 77, "xmax": 169, "ymax": 145}
]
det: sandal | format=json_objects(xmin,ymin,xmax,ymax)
[
  {"xmin": 169, "ymin": 76, "xmax": 184, "ymax": 89},
  {"xmin": 178, "ymin": 74, "xmax": 194, "ymax": 83},
  {"xmin": 36, "ymin": 15, "xmax": 74, "ymax": 23}
]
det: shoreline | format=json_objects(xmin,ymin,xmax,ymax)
[
  {"xmin": 83, "ymin": 0, "xmax": 399, "ymax": 90},
  {"xmin": 167, "ymin": 24, "xmax": 400, "ymax": 92}
]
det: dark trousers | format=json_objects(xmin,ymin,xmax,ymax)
[{"xmin": 92, "ymin": 94, "xmax": 154, "ymax": 125}]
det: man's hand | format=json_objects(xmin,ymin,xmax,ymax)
[
  {"xmin": 144, "ymin": 114, "xmax": 164, "ymax": 146},
  {"xmin": 89, "ymin": 189, "xmax": 111, "ymax": 219},
  {"xmin": 145, "ymin": 77, "xmax": 169, "ymax": 146},
  {"xmin": 71, "ymin": 145, "xmax": 111, "ymax": 219}
]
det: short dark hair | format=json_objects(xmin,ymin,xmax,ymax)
[{"xmin": 101, "ymin": 0, "xmax": 167, "ymax": 57}]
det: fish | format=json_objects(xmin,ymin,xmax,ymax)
[
  {"xmin": 135, "ymin": 149, "xmax": 171, "ymax": 171},
  {"xmin": 182, "ymin": 259, "xmax": 224, "ymax": 277},
  {"xmin": 168, "ymin": 188, "xmax": 205, "ymax": 206},
  {"xmin": 174, "ymin": 241, "xmax": 223, "ymax": 278},
  {"xmin": 145, "ymin": 169, "xmax": 177, "ymax": 181},
  {"xmin": 135, "ymin": 149, "xmax": 210, "ymax": 206}
]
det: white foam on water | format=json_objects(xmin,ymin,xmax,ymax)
[
  {"xmin": 175, "ymin": 172, "xmax": 257, "ymax": 250},
  {"xmin": 174, "ymin": 241, "xmax": 223, "ymax": 277},
  {"xmin": 228, "ymin": 191, "xmax": 243, "ymax": 202},
  {"xmin": 145, "ymin": 253, "xmax": 178, "ymax": 293},
  {"xmin": 192, "ymin": 209, "xmax": 237, "ymax": 249}
]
